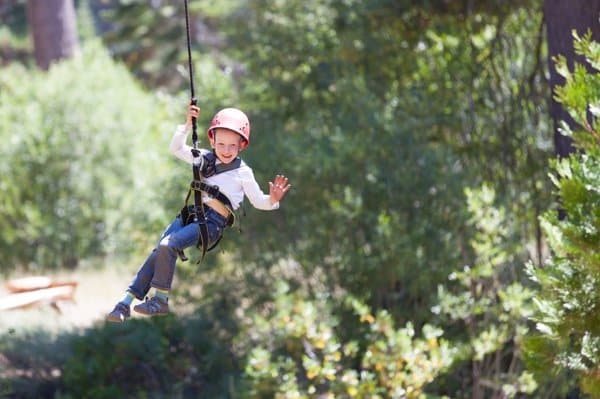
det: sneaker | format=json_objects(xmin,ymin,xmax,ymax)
[
  {"xmin": 133, "ymin": 296, "xmax": 169, "ymax": 316},
  {"xmin": 106, "ymin": 302, "xmax": 131, "ymax": 323}
]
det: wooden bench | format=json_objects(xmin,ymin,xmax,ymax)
[{"xmin": 0, "ymin": 276, "xmax": 78, "ymax": 312}]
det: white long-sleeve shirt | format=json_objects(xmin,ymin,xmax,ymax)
[{"xmin": 170, "ymin": 124, "xmax": 278, "ymax": 211}]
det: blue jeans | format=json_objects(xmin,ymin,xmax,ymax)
[{"xmin": 128, "ymin": 207, "xmax": 228, "ymax": 299}]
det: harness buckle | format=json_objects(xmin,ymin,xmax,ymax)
[
  {"xmin": 206, "ymin": 185, "xmax": 220, "ymax": 198},
  {"xmin": 190, "ymin": 180, "xmax": 220, "ymax": 198},
  {"xmin": 190, "ymin": 180, "xmax": 202, "ymax": 191}
]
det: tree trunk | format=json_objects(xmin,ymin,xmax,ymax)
[
  {"xmin": 26, "ymin": 0, "xmax": 79, "ymax": 70},
  {"xmin": 543, "ymin": 0, "xmax": 600, "ymax": 158}
]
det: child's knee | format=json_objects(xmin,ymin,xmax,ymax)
[
  {"xmin": 157, "ymin": 239, "xmax": 179, "ymax": 252},
  {"xmin": 158, "ymin": 232, "xmax": 181, "ymax": 247}
]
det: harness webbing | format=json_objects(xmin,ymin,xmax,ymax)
[
  {"xmin": 183, "ymin": 153, "xmax": 239, "ymax": 224},
  {"xmin": 180, "ymin": 162, "xmax": 238, "ymax": 261},
  {"xmin": 199, "ymin": 151, "xmax": 241, "ymax": 175}
]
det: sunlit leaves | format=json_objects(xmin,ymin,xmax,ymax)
[
  {"xmin": 244, "ymin": 288, "xmax": 454, "ymax": 398},
  {"xmin": 553, "ymin": 30, "xmax": 600, "ymax": 149},
  {"xmin": 433, "ymin": 185, "xmax": 537, "ymax": 397}
]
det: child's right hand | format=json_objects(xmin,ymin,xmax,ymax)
[{"xmin": 186, "ymin": 104, "xmax": 200, "ymax": 129}]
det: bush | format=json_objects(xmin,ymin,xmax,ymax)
[
  {"xmin": 0, "ymin": 41, "xmax": 180, "ymax": 270},
  {"xmin": 0, "ymin": 329, "xmax": 73, "ymax": 399},
  {"xmin": 0, "ymin": 313, "xmax": 241, "ymax": 399},
  {"xmin": 242, "ymin": 284, "xmax": 454, "ymax": 398},
  {"xmin": 60, "ymin": 315, "xmax": 239, "ymax": 399}
]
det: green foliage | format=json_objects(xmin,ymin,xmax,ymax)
[
  {"xmin": 60, "ymin": 315, "xmax": 240, "ymax": 399},
  {"xmin": 0, "ymin": 41, "xmax": 176, "ymax": 270},
  {"xmin": 34, "ymin": 0, "xmax": 553, "ymax": 341},
  {"xmin": 0, "ymin": 40, "xmax": 240, "ymax": 272},
  {"xmin": 208, "ymin": 0, "xmax": 554, "ymax": 340},
  {"xmin": 243, "ymin": 284, "xmax": 454, "ymax": 398},
  {"xmin": 218, "ymin": 0, "xmax": 474, "ymax": 327},
  {"xmin": 0, "ymin": 313, "xmax": 241, "ymax": 399},
  {"xmin": 553, "ymin": 31, "xmax": 600, "ymax": 150},
  {"xmin": 411, "ymin": 6, "xmax": 553, "ymax": 258},
  {"xmin": 178, "ymin": 3, "xmax": 557, "ymax": 397},
  {"xmin": 99, "ymin": 0, "xmax": 243, "ymax": 91},
  {"xmin": 433, "ymin": 185, "xmax": 539, "ymax": 397},
  {"xmin": 525, "ymin": 32, "xmax": 600, "ymax": 396},
  {"xmin": 0, "ymin": 0, "xmax": 29, "ymax": 59},
  {"xmin": 0, "ymin": 328, "xmax": 73, "ymax": 399},
  {"xmin": 0, "ymin": 1, "xmax": 569, "ymax": 397}
]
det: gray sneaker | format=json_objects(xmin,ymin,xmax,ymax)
[
  {"xmin": 133, "ymin": 296, "xmax": 169, "ymax": 316},
  {"xmin": 106, "ymin": 302, "xmax": 131, "ymax": 323}
]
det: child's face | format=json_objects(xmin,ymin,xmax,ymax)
[{"xmin": 210, "ymin": 128, "xmax": 243, "ymax": 164}]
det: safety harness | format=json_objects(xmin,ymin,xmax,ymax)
[{"xmin": 179, "ymin": 150, "xmax": 239, "ymax": 259}]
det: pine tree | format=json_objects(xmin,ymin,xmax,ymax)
[{"xmin": 525, "ymin": 31, "xmax": 600, "ymax": 395}]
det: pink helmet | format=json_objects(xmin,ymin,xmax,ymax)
[{"xmin": 207, "ymin": 108, "xmax": 251, "ymax": 149}]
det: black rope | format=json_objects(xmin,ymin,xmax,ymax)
[
  {"xmin": 183, "ymin": 0, "xmax": 210, "ymax": 263},
  {"xmin": 184, "ymin": 0, "xmax": 198, "ymax": 148}
]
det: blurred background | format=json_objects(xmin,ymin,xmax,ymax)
[{"xmin": 0, "ymin": 0, "xmax": 599, "ymax": 398}]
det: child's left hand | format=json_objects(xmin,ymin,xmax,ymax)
[
  {"xmin": 186, "ymin": 104, "xmax": 200, "ymax": 129},
  {"xmin": 269, "ymin": 175, "xmax": 291, "ymax": 204}
]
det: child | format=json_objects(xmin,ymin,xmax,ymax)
[{"xmin": 106, "ymin": 104, "xmax": 291, "ymax": 322}]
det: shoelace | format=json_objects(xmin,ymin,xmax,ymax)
[
  {"xmin": 115, "ymin": 302, "xmax": 129, "ymax": 313},
  {"xmin": 144, "ymin": 297, "xmax": 164, "ymax": 312}
]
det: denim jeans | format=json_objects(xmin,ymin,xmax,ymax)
[{"xmin": 128, "ymin": 207, "xmax": 228, "ymax": 299}]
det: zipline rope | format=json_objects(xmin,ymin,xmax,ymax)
[{"xmin": 183, "ymin": 0, "xmax": 198, "ymax": 149}]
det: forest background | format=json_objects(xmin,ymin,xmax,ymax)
[{"xmin": 0, "ymin": 0, "xmax": 599, "ymax": 398}]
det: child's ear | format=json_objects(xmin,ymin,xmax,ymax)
[{"xmin": 207, "ymin": 129, "xmax": 215, "ymax": 147}]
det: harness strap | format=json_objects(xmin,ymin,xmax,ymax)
[
  {"xmin": 185, "ymin": 181, "xmax": 235, "ymax": 225},
  {"xmin": 191, "ymin": 155, "xmax": 209, "ymax": 260},
  {"xmin": 189, "ymin": 181, "xmax": 233, "ymax": 212},
  {"xmin": 200, "ymin": 150, "xmax": 241, "ymax": 177},
  {"xmin": 215, "ymin": 157, "xmax": 241, "ymax": 173},
  {"xmin": 180, "ymin": 151, "xmax": 240, "ymax": 262}
]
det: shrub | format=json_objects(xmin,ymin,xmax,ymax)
[
  {"xmin": 0, "ymin": 41, "xmax": 178, "ymax": 270},
  {"xmin": 60, "ymin": 314, "xmax": 240, "ymax": 399},
  {"xmin": 242, "ymin": 284, "xmax": 454, "ymax": 398}
]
